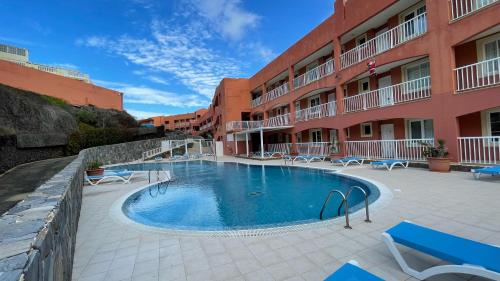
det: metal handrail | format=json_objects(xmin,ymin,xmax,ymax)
[
  {"xmin": 319, "ymin": 189, "xmax": 351, "ymax": 229},
  {"xmin": 345, "ymin": 186, "xmax": 371, "ymax": 223}
]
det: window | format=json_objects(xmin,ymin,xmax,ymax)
[
  {"xmin": 483, "ymin": 109, "xmax": 500, "ymax": 137},
  {"xmin": 356, "ymin": 34, "xmax": 367, "ymax": 46},
  {"xmin": 403, "ymin": 59, "xmax": 430, "ymax": 92},
  {"xmin": 361, "ymin": 123, "xmax": 372, "ymax": 137},
  {"xmin": 309, "ymin": 96, "xmax": 320, "ymax": 107},
  {"xmin": 406, "ymin": 119, "xmax": 434, "ymax": 139},
  {"xmin": 311, "ymin": 129, "xmax": 322, "ymax": 142},
  {"xmin": 306, "ymin": 61, "xmax": 319, "ymax": 72},
  {"xmin": 401, "ymin": 3, "xmax": 427, "ymax": 38},
  {"xmin": 296, "ymin": 133, "xmax": 302, "ymax": 143},
  {"xmin": 477, "ymin": 34, "xmax": 500, "ymax": 76},
  {"xmin": 358, "ymin": 78, "xmax": 370, "ymax": 93},
  {"xmin": 345, "ymin": 128, "xmax": 350, "ymax": 138},
  {"xmin": 343, "ymin": 86, "xmax": 348, "ymax": 97}
]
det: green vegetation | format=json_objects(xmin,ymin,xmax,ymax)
[
  {"xmin": 421, "ymin": 139, "xmax": 449, "ymax": 158},
  {"xmin": 67, "ymin": 122, "xmax": 136, "ymax": 155},
  {"xmin": 86, "ymin": 160, "xmax": 103, "ymax": 170},
  {"xmin": 0, "ymin": 126, "xmax": 16, "ymax": 136},
  {"xmin": 41, "ymin": 95, "xmax": 68, "ymax": 107},
  {"xmin": 76, "ymin": 108, "xmax": 98, "ymax": 127}
]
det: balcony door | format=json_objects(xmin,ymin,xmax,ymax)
[
  {"xmin": 381, "ymin": 124, "xmax": 395, "ymax": 158},
  {"xmin": 378, "ymin": 76, "xmax": 394, "ymax": 107},
  {"xmin": 375, "ymin": 28, "xmax": 390, "ymax": 54},
  {"xmin": 402, "ymin": 4, "xmax": 427, "ymax": 40}
]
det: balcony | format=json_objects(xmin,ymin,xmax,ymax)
[
  {"xmin": 296, "ymin": 142, "xmax": 333, "ymax": 156},
  {"xmin": 226, "ymin": 114, "xmax": 292, "ymax": 133},
  {"xmin": 294, "ymin": 60, "xmax": 334, "ymax": 90},
  {"xmin": 251, "ymin": 95, "xmax": 264, "ymax": 108},
  {"xmin": 345, "ymin": 138, "xmax": 434, "ymax": 161},
  {"xmin": 266, "ymin": 83, "xmax": 290, "ymax": 102},
  {"xmin": 343, "ymin": 76, "xmax": 431, "ymax": 113},
  {"xmin": 295, "ymin": 101, "xmax": 337, "ymax": 122},
  {"xmin": 450, "ymin": 0, "xmax": 499, "ymax": 21},
  {"xmin": 458, "ymin": 136, "xmax": 500, "ymax": 164},
  {"xmin": 174, "ymin": 122, "xmax": 191, "ymax": 128},
  {"xmin": 455, "ymin": 57, "xmax": 500, "ymax": 92},
  {"xmin": 200, "ymin": 122, "xmax": 213, "ymax": 131},
  {"xmin": 340, "ymin": 13, "xmax": 428, "ymax": 69}
]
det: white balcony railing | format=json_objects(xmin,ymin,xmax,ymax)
[
  {"xmin": 345, "ymin": 139, "xmax": 434, "ymax": 161},
  {"xmin": 458, "ymin": 136, "xmax": 500, "ymax": 165},
  {"xmin": 251, "ymin": 96, "xmax": 264, "ymax": 108},
  {"xmin": 263, "ymin": 113, "xmax": 292, "ymax": 128},
  {"xmin": 266, "ymin": 83, "xmax": 290, "ymax": 102},
  {"xmin": 455, "ymin": 57, "xmax": 500, "ymax": 92},
  {"xmin": 10, "ymin": 60, "xmax": 90, "ymax": 82},
  {"xmin": 340, "ymin": 13, "xmax": 428, "ymax": 69},
  {"xmin": 296, "ymin": 142, "xmax": 332, "ymax": 156},
  {"xmin": 200, "ymin": 122, "xmax": 213, "ymax": 131},
  {"xmin": 344, "ymin": 76, "xmax": 431, "ymax": 113},
  {"xmin": 295, "ymin": 101, "xmax": 337, "ymax": 122},
  {"xmin": 267, "ymin": 143, "xmax": 292, "ymax": 155},
  {"xmin": 450, "ymin": 0, "xmax": 498, "ymax": 20},
  {"xmin": 175, "ymin": 122, "xmax": 191, "ymax": 128},
  {"xmin": 294, "ymin": 60, "xmax": 334, "ymax": 89},
  {"xmin": 226, "ymin": 120, "xmax": 264, "ymax": 132}
]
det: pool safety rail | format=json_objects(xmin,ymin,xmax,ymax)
[{"xmin": 319, "ymin": 186, "xmax": 371, "ymax": 229}]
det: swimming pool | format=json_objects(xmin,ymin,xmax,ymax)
[{"xmin": 117, "ymin": 161, "xmax": 379, "ymax": 231}]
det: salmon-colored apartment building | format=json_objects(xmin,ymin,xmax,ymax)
[
  {"xmin": 157, "ymin": 0, "xmax": 500, "ymax": 165},
  {"xmin": 140, "ymin": 109, "xmax": 208, "ymax": 133},
  {"xmin": 0, "ymin": 44, "xmax": 123, "ymax": 111}
]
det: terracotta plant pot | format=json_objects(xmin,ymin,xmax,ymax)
[
  {"xmin": 86, "ymin": 168, "xmax": 104, "ymax": 176},
  {"xmin": 427, "ymin": 157, "xmax": 451, "ymax": 173}
]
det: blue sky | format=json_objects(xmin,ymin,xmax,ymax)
[{"xmin": 0, "ymin": 0, "xmax": 333, "ymax": 119}]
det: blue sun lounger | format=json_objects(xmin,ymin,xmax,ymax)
[
  {"xmin": 324, "ymin": 261, "xmax": 384, "ymax": 281},
  {"xmin": 284, "ymin": 154, "xmax": 326, "ymax": 164},
  {"xmin": 371, "ymin": 159, "xmax": 409, "ymax": 171},
  {"xmin": 332, "ymin": 157, "xmax": 365, "ymax": 167},
  {"xmin": 383, "ymin": 221, "xmax": 500, "ymax": 280},
  {"xmin": 471, "ymin": 165, "xmax": 500, "ymax": 179}
]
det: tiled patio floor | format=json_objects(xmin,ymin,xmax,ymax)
[{"xmin": 72, "ymin": 157, "xmax": 500, "ymax": 281}]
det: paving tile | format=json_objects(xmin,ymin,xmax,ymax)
[{"xmin": 211, "ymin": 263, "xmax": 242, "ymax": 280}]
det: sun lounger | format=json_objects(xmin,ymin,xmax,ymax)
[
  {"xmin": 284, "ymin": 154, "xmax": 326, "ymax": 164},
  {"xmin": 85, "ymin": 170, "xmax": 137, "ymax": 186},
  {"xmin": 170, "ymin": 154, "xmax": 189, "ymax": 160},
  {"xmin": 383, "ymin": 221, "xmax": 500, "ymax": 280},
  {"xmin": 324, "ymin": 261, "xmax": 384, "ymax": 281},
  {"xmin": 471, "ymin": 165, "xmax": 500, "ymax": 179},
  {"xmin": 371, "ymin": 159, "xmax": 409, "ymax": 171},
  {"xmin": 332, "ymin": 157, "xmax": 365, "ymax": 167}
]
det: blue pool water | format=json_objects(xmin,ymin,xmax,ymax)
[{"xmin": 116, "ymin": 161, "xmax": 379, "ymax": 231}]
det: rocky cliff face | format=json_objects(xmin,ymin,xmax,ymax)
[{"xmin": 0, "ymin": 84, "xmax": 77, "ymax": 142}]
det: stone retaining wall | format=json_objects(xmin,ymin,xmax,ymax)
[{"xmin": 0, "ymin": 138, "xmax": 164, "ymax": 281}]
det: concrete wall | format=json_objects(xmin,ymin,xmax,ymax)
[
  {"xmin": 0, "ymin": 138, "xmax": 164, "ymax": 281},
  {"xmin": 0, "ymin": 60, "xmax": 123, "ymax": 111}
]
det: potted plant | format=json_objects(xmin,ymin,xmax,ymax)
[
  {"xmin": 421, "ymin": 139, "xmax": 450, "ymax": 172},
  {"xmin": 86, "ymin": 160, "xmax": 104, "ymax": 176}
]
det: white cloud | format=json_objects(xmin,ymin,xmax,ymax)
[
  {"xmin": 78, "ymin": 21, "xmax": 242, "ymax": 98},
  {"xmin": 189, "ymin": 0, "xmax": 260, "ymax": 41},
  {"xmin": 126, "ymin": 109, "xmax": 169, "ymax": 119},
  {"xmin": 146, "ymin": 76, "xmax": 169, "ymax": 85},
  {"xmin": 94, "ymin": 79, "xmax": 210, "ymax": 108},
  {"xmin": 241, "ymin": 42, "xmax": 277, "ymax": 62},
  {"xmin": 51, "ymin": 63, "xmax": 79, "ymax": 70}
]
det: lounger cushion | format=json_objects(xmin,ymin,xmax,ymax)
[
  {"xmin": 386, "ymin": 221, "xmax": 500, "ymax": 273},
  {"xmin": 472, "ymin": 165, "xmax": 500, "ymax": 175},
  {"xmin": 324, "ymin": 263, "xmax": 384, "ymax": 281}
]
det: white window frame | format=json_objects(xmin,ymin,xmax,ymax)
[
  {"xmin": 405, "ymin": 119, "xmax": 433, "ymax": 140},
  {"xmin": 358, "ymin": 77, "xmax": 371, "ymax": 93},
  {"xmin": 402, "ymin": 58, "xmax": 430, "ymax": 82},
  {"xmin": 309, "ymin": 95, "xmax": 321, "ymax": 107},
  {"xmin": 310, "ymin": 129, "xmax": 322, "ymax": 142},
  {"xmin": 356, "ymin": 34, "xmax": 367, "ymax": 46},
  {"xmin": 360, "ymin": 122, "xmax": 373, "ymax": 138},
  {"xmin": 481, "ymin": 107, "xmax": 500, "ymax": 137},
  {"xmin": 476, "ymin": 32, "xmax": 500, "ymax": 61},
  {"xmin": 399, "ymin": 1, "xmax": 427, "ymax": 24}
]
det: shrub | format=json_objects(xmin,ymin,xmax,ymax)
[
  {"xmin": 421, "ymin": 139, "xmax": 449, "ymax": 158},
  {"xmin": 87, "ymin": 160, "xmax": 103, "ymax": 170},
  {"xmin": 76, "ymin": 109, "xmax": 97, "ymax": 126},
  {"xmin": 42, "ymin": 96, "xmax": 68, "ymax": 107},
  {"xmin": 0, "ymin": 126, "xmax": 15, "ymax": 136}
]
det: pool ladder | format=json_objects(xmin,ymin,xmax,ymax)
[{"xmin": 319, "ymin": 186, "xmax": 371, "ymax": 229}]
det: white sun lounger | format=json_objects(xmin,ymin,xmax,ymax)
[
  {"xmin": 85, "ymin": 170, "xmax": 137, "ymax": 186},
  {"xmin": 371, "ymin": 159, "xmax": 409, "ymax": 171},
  {"xmin": 332, "ymin": 157, "xmax": 365, "ymax": 167},
  {"xmin": 383, "ymin": 221, "xmax": 500, "ymax": 280}
]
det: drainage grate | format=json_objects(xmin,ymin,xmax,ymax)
[{"xmin": 248, "ymin": 191, "xmax": 263, "ymax": 197}]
